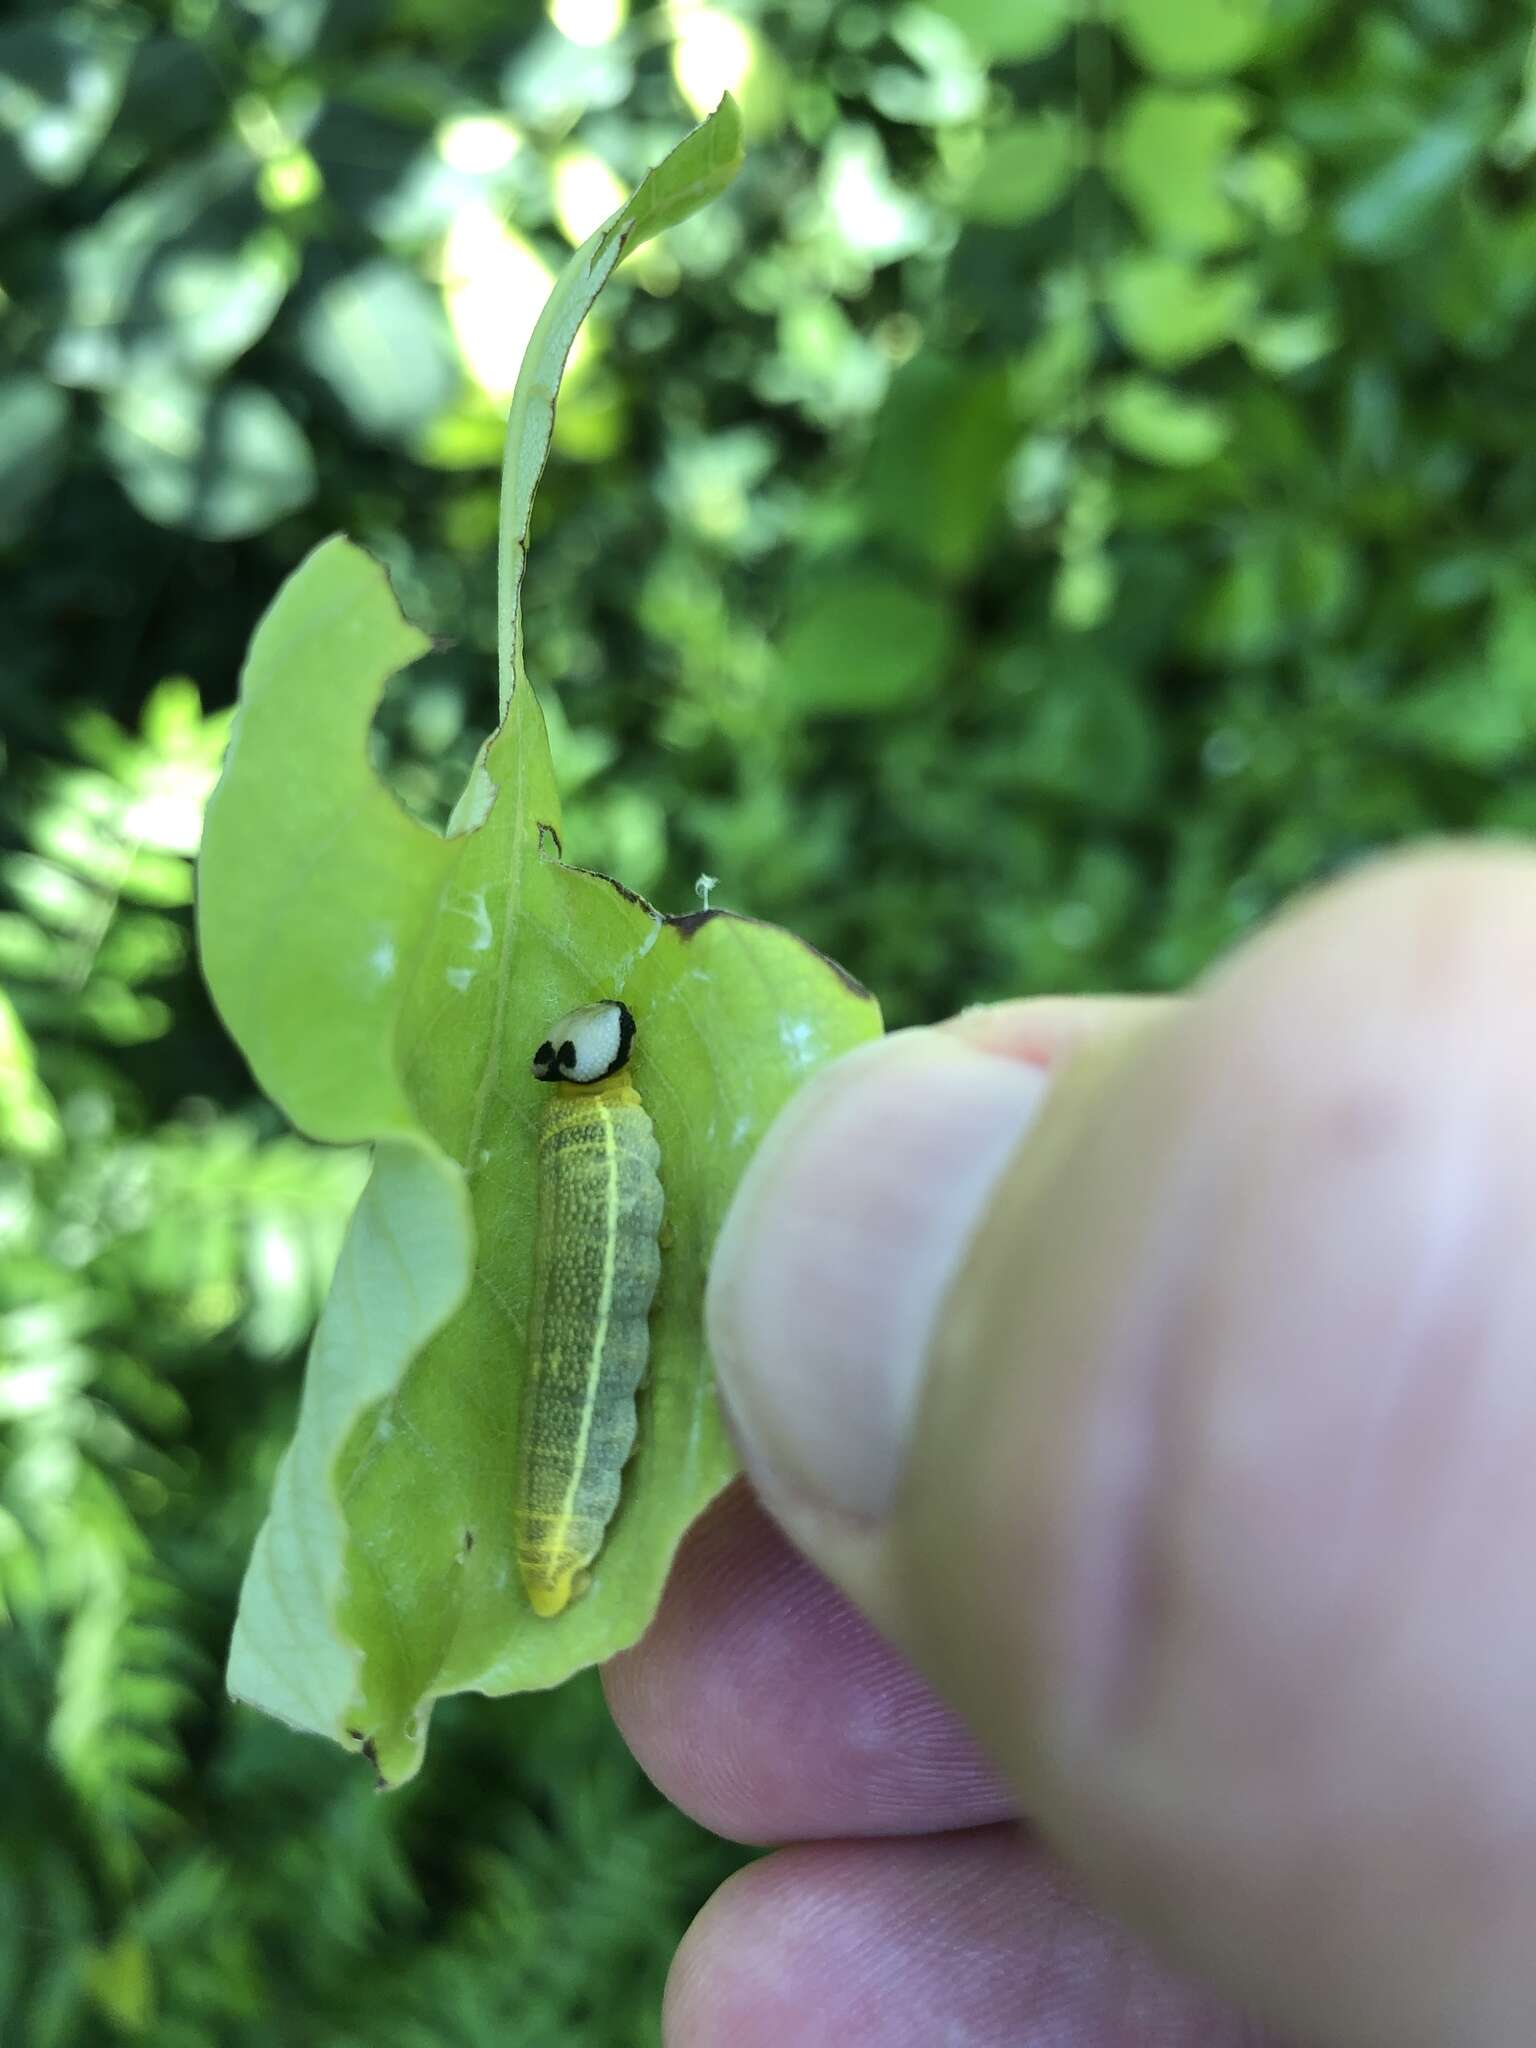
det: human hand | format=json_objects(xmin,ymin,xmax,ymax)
[{"xmin": 605, "ymin": 847, "xmax": 1536, "ymax": 2047}]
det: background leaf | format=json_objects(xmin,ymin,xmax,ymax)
[
  {"xmin": 859, "ymin": 356, "xmax": 1013, "ymax": 577},
  {"xmin": 0, "ymin": 12, "xmax": 135, "ymax": 222},
  {"xmin": 929, "ymin": 0, "xmax": 1074, "ymax": 62},
  {"xmin": 0, "ymin": 374, "xmax": 71, "ymax": 544},
  {"xmin": 49, "ymin": 146, "xmax": 293, "ymax": 391},
  {"xmin": 1112, "ymin": 0, "xmax": 1269, "ymax": 80},
  {"xmin": 1101, "ymin": 376, "xmax": 1231, "ymax": 467},
  {"xmin": 1106, "ymin": 253, "xmax": 1258, "ymax": 368},
  {"xmin": 293, "ymin": 260, "xmax": 460, "ymax": 447},
  {"xmin": 1111, "ymin": 86, "xmax": 1254, "ymax": 252},
  {"xmin": 1335, "ymin": 112, "xmax": 1493, "ymax": 258},
  {"xmin": 101, "ymin": 378, "xmax": 316, "ymax": 539},
  {"xmin": 775, "ymin": 566, "xmax": 958, "ymax": 714},
  {"xmin": 955, "ymin": 113, "xmax": 1076, "ymax": 226}
]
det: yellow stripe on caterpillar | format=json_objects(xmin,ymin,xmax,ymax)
[{"xmin": 516, "ymin": 1002, "xmax": 662, "ymax": 1618}]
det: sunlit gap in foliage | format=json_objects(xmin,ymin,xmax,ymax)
[
  {"xmin": 552, "ymin": 151, "xmax": 628, "ymax": 246},
  {"xmin": 441, "ymin": 202, "xmax": 560, "ymax": 411},
  {"xmin": 437, "ymin": 114, "xmax": 522, "ymax": 177},
  {"xmin": 548, "ymin": 0, "xmax": 627, "ymax": 48},
  {"xmin": 668, "ymin": 0, "xmax": 760, "ymax": 122}
]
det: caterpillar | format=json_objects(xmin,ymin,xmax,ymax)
[{"xmin": 515, "ymin": 1000, "xmax": 663, "ymax": 1618}]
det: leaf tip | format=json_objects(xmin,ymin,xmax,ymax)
[{"xmin": 714, "ymin": 90, "xmax": 745, "ymax": 155}]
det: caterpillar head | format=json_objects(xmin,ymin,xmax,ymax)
[{"xmin": 531, "ymin": 1001, "xmax": 636, "ymax": 1085}]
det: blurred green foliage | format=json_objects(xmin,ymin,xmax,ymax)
[{"xmin": 3, "ymin": 0, "xmax": 1535, "ymax": 2039}]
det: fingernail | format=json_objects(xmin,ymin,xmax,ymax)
[{"xmin": 706, "ymin": 1029, "xmax": 1051, "ymax": 1522}]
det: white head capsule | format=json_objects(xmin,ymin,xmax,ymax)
[{"xmin": 531, "ymin": 1001, "xmax": 636, "ymax": 1085}]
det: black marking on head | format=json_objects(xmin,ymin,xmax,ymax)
[
  {"xmin": 533, "ymin": 1000, "xmax": 639, "ymax": 1085},
  {"xmin": 612, "ymin": 1001, "xmax": 636, "ymax": 1071},
  {"xmin": 463, "ymin": 1529, "xmax": 475, "ymax": 1552}
]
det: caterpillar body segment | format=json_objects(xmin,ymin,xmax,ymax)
[{"xmin": 516, "ymin": 1004, "xmax": 663, "ymax": 1618}]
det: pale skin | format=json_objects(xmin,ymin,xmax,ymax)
[{"xmin": 604, "ymin": 846, "xmax": 1536, "ymax": 2046}]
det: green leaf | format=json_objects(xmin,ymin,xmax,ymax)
[
  {"xmin": 0, "ymin": 375, "xmax": 71, "ymax": 544},
  {"xmin": 1110, "ymin": 86, "xmax": 1252, "ymax": 253},
  {"xmin": 859, "ymin": 356, "xmax": 1014, "ymax": 578},
  {"xmin": 101, "ymin": 377, "xmax": 316, "ymax": 539},
  {"xmin": 1101, "ymin": 376, "xmax": 1231, "ymax": 467},
  {"xmin": 926, "ymin": 0, "xmax": 1074, "ymax": 61},
  {"xmin": 295, "ymin": 259, "xmax": 459, "ymax": 446},
  {"xmin": 1105, "ymin": 252, "xmax": 1258, "ymax": 367},
  {"xmin": 1498, "ymin": 19, "xmax": 1536, "ymax": 167},
  {"xmin": 497, "ymin": 92, "xmax": 743, "ymax": 710},
  {"xmin": 603, "ymin": 89, "xmax": 744, "ymax": 247},
  {"xmin": 200, "ymin": 100, "xmax": 878, "ymax": 1787},
  {"xmin": 956, "ymin": 114, "xmax": 1076, "ymax": 227},
  {"xmin": 1335, "ymin": 115, "xmax": 1489, "ymax": 260},
  {"xmin": 84, "ymin": 1935, "xmax": 154, "ymax": 2035},
  {"xmin": 1194, "ymin": 523, "xmax": 1357, "ymax": 660},
  {"xmin": 987, "ymin": 639, "xmax": 1164, "ymax": 815},
  {"xmin": 49, "ymin": 146, "xmax": 294, "ymax": 391},
  {"xmin": 0, "ymin": 14, "xmax": 135, "ymax": 221},
  {"xmin": 1112, "ymin": 0, "xmax": 1268, "ymax": 79},
  {"xmin": 1390, "ymin": 586, "xmax": 1536, "ymax": 770},
  {"xmin": 869, "ymin": 12, "xmax": 986, "ymax": 128},
  {"xmin": 0, "ymin": 987, "xmax": 61, "ymax": 1159},
  {"xmin": 775, "ymin": 567, "xmax": 958, "ymax": 715}
]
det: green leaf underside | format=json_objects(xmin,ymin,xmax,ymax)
[{"xmin": 199, "ymin": 100, "xmax": 881, "ymax": 1787}]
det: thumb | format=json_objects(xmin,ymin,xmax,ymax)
[{"xmin": 706, "ymin": 846, "xmax": 1536, "ymax": 2048}]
